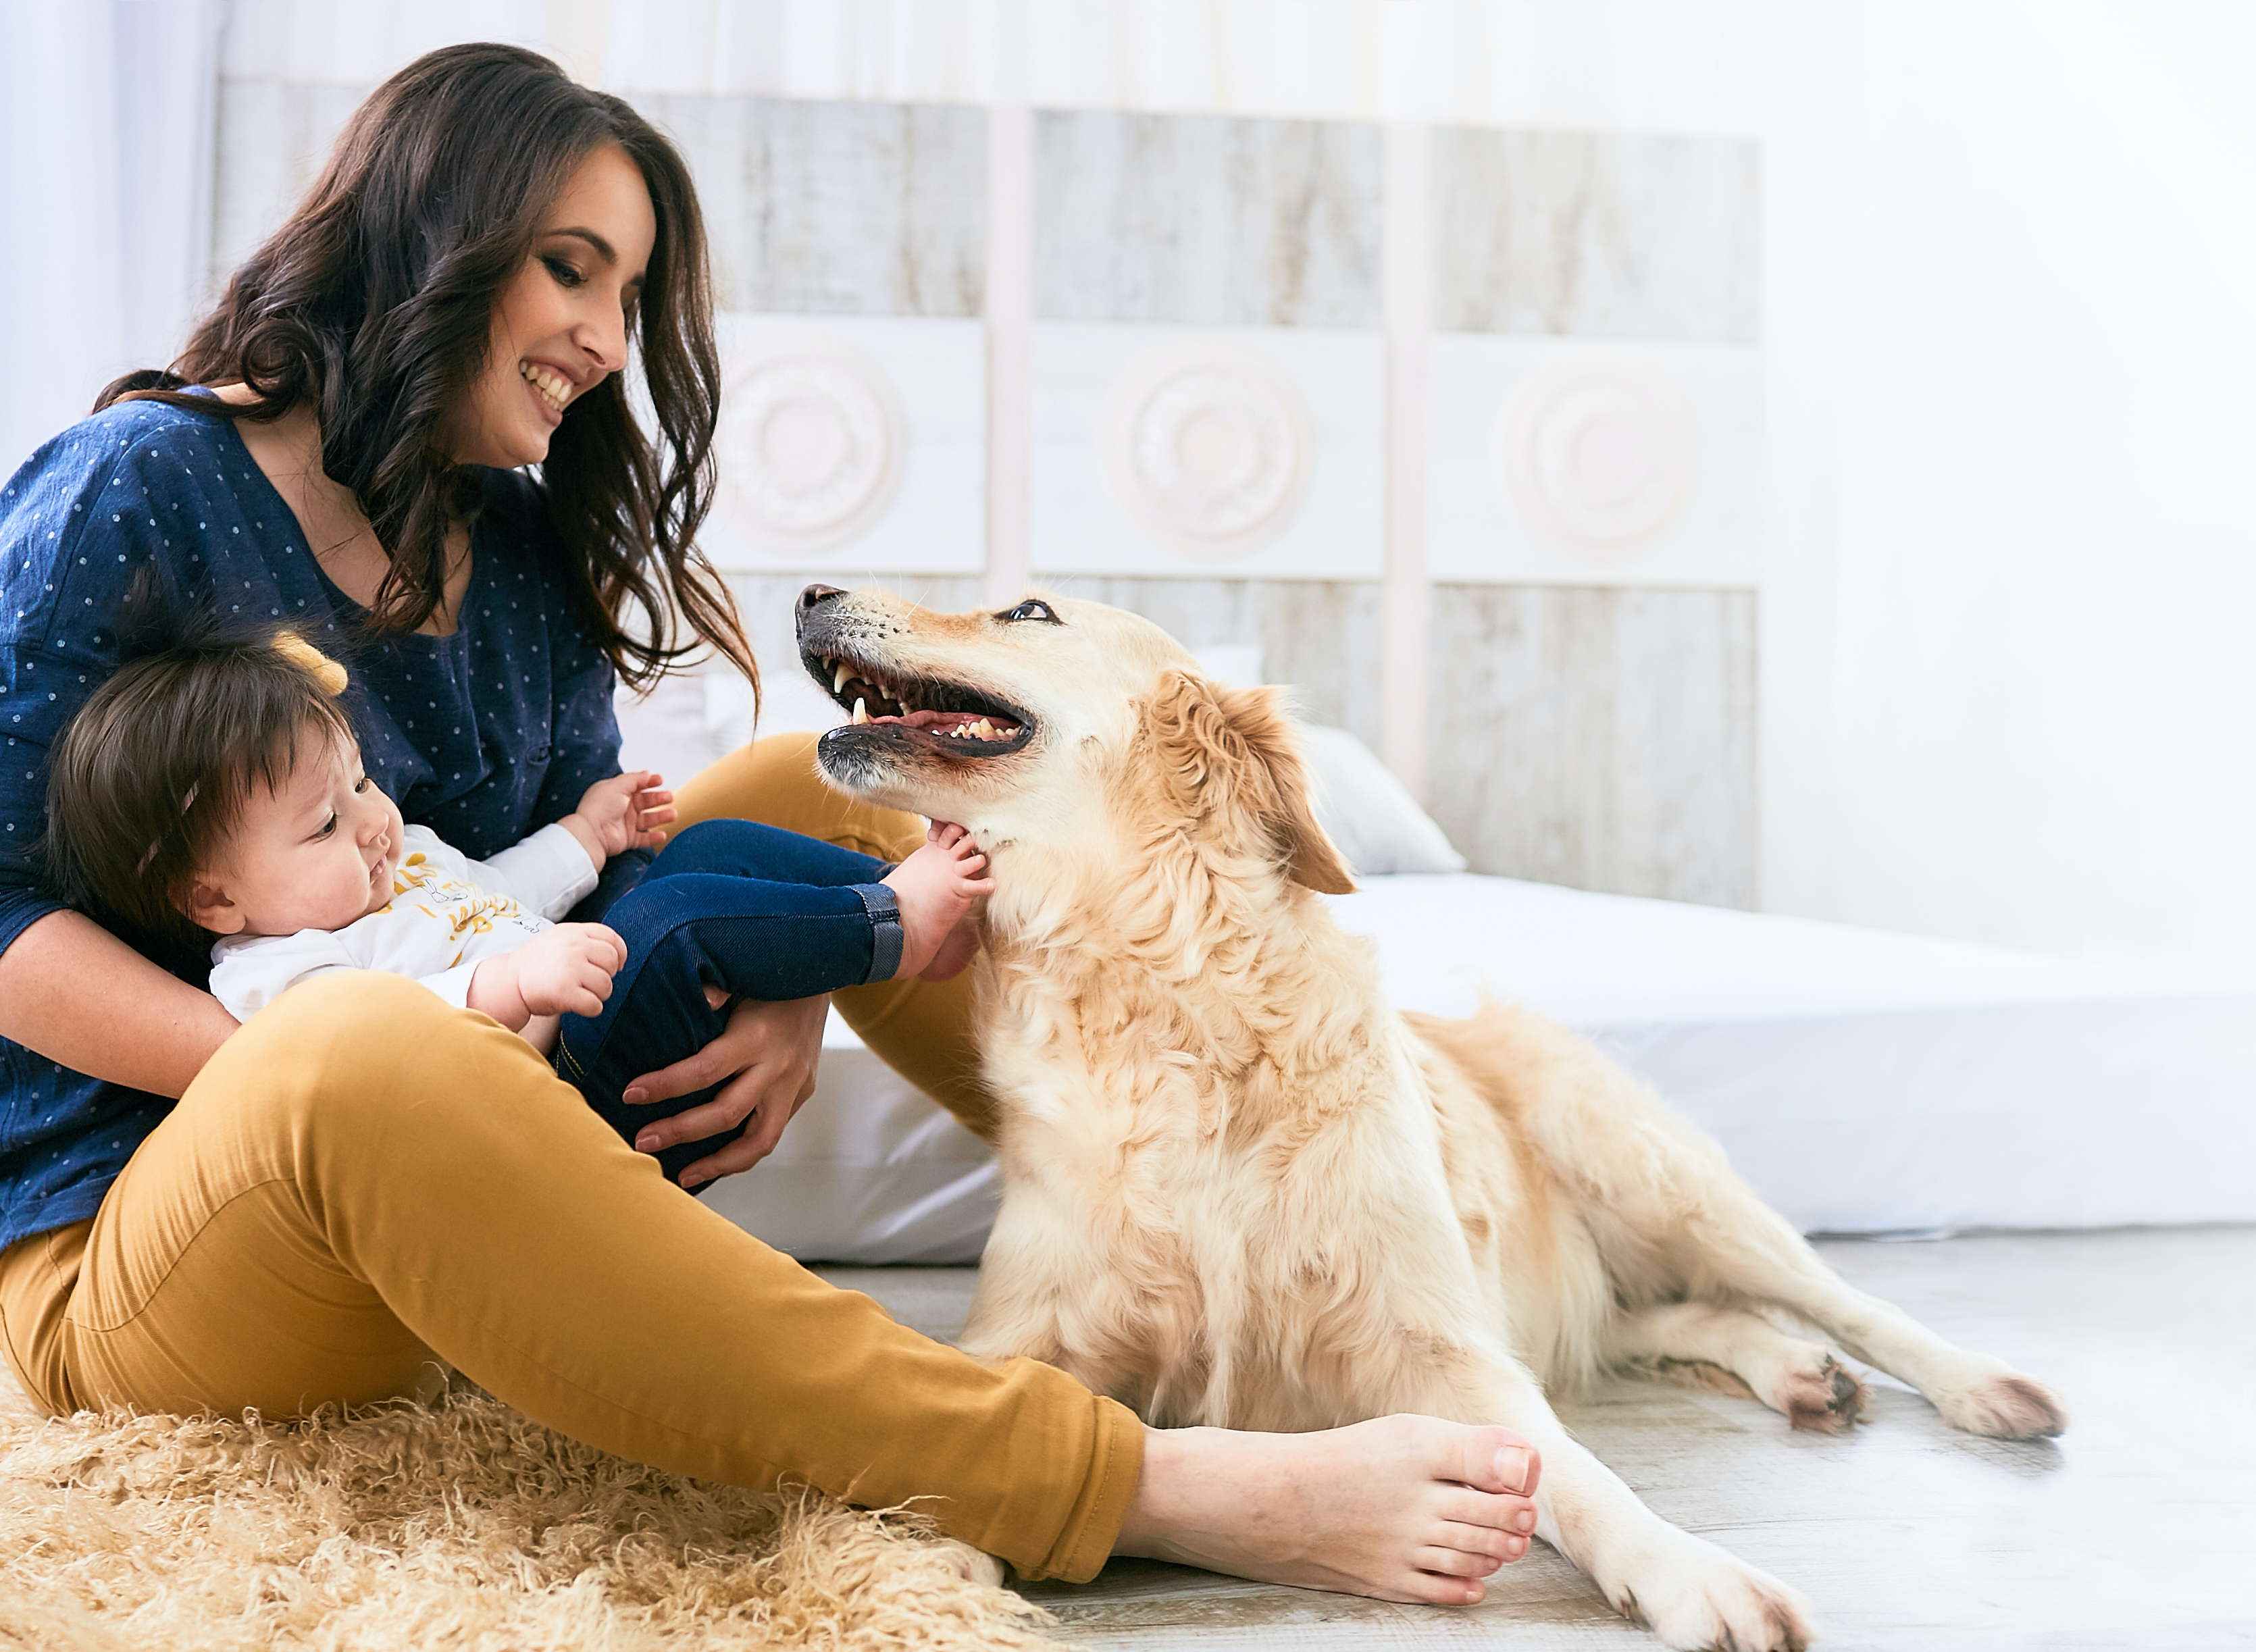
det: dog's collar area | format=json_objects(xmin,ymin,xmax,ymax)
[{"xmin": 800, "ymin": 645, "xmax": 1035, "ymax": 751}]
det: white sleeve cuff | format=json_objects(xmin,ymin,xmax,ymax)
[
  {"xmin": 473, "ymin": 823, "xmax": 601, "ymax": 920},
  {"xmin": 420, "ymin": 962, "xmax": 483, "ymax": 1010}
]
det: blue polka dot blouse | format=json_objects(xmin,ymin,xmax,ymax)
[{"xmin": 0, "ymin": 396, "xmax": 649, "ymax": 1252}]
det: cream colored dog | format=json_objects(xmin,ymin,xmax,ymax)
[{"xmin": 796, "ymin": 584, "xmax": 2068, "ymax": 1652}]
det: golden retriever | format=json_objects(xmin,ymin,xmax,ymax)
[{"xmin": 795, "ymin": 584, "xmax": 2068, "ymax": 1651}]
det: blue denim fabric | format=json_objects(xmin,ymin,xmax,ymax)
[{"xmin": 553, "ymin": 819, "xmax": 902, "ymax": 1189}]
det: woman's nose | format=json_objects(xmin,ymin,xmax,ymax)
[{"xmin": 576, "ymin": 305, "xmax": 628, "ymax": 375}]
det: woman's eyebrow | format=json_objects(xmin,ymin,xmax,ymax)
[{"xmin": 550, "ymin": 226, "xmax": 619, "ymax": 266}]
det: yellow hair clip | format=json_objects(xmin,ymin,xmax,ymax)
[{"xmin": 273, "ymin": 632, "xmax": 348, "ymax": 696}]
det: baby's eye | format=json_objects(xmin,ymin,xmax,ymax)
[
  {"xmin": 353, "ymin": 777, "xmax": 371, "ymax": 794},
  {"xmin": 542, "ymin": 255, "xmax": 585, "ymax": 289},
  {"xmin": 315, "ymin": 812, "xmax": 338, "ymax": 840}
]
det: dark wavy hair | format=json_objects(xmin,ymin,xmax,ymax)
[{"xmin": 97, "ymin": 41, "xmax": 753, "ymax": 698}]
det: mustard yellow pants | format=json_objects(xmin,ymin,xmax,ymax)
[{"xmin": 0, "ymin": 734, "xmax": 1139, "ymax": 1582}]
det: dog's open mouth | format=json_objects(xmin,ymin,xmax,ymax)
[{"xmin": 802, "ymin": 644, "xmax": 1035, "ymax": 753}]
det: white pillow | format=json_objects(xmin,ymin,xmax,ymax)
[{"xmin": 1298, "ymin": 723, "xmax": 1467, "ymax": 877}]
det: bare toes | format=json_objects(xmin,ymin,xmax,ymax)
[
  {"xmin": 1414, "ymin": 1543, "xmax": 1510, "ymax": 1581},
  {"xmin": 1399, "ymin": 1568, "xmax": 1487, "ymax": 1606},
  {"xmin": 1428, "ymin": 1420, "xmax": 1541, "ymax": 1496}
]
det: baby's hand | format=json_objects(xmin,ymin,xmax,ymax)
[
  {"xmin": 469, "ymin": 923, "xmax": 626, "ymax": 1029},
  {"xmin": 561, "ymin": 771, "xmax": 677, "ymax": 865}
]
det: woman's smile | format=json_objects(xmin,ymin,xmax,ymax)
[{"xmin": 519, "ymin": 360, "xmax": 573, "ymax": 421}]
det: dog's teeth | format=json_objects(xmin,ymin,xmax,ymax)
[
  {"xmin": 834, "ymin": 661, "xmax": 850, "ymax": 693},
  {"xmin": 972, "ymin": 719, "xmax": 996, "ymax": 738},
  {"xmin": 852, "ymin": 698, "xmax": 870, "ymax": 725}
]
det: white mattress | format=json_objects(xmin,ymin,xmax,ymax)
[{"xmin": 700, "ymin": 875, "xmax": 2256, "ymax": 1259}]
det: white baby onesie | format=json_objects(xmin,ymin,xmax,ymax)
[{"xmin": 208, "ymin": 823, "xmax": 598, "ymax": 1021}]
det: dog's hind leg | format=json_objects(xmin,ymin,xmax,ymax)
[
  {"xmin": 1606, "ymin": 1301, "xmax": 1867, "ymax": 1434},
  {"xmin": 1679, "ymin": 1203, "xmax": 2068, "ymax": 1440},
  {"xmin": 1418, "ymin": 1005, "xmax": 2069, "ymax": 1441}
]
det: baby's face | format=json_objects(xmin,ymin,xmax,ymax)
[{"xmin": 197, "ymin": 730, "xmax": 407, "ymax": 937}]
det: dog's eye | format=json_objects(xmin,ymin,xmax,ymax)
[{"xmin": 999, "ymin": 599, "xmax": 1059, "ymax": 624}]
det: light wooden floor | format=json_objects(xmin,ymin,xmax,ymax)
[{"xmin": 819, "ymin": 1225, "xmax": 2256, "ymax": 1651}]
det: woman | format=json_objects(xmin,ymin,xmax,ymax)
[{"xmin": 0, "ymin": 43, "xmax": 1538, "ymax": 1602}]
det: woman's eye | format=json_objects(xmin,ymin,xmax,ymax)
[
  {"xmin": 1002, "ymin": 600, "xmax": 1058, "ymax": 624},
  {"xmin": 542, "ymin": 255, "xmax": 585, "ymax": 288}
]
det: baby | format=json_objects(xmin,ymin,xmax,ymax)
[{"xmin": 38, "ymin": 616, "xmax": 992, "ymax": 1187}]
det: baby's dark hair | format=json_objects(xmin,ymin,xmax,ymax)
[{"xmin": 39, "ymin": 579, "xmax": 357, "ymax": 948}]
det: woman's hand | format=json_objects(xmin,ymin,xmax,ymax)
[{"xmin": 621, "ymin": 990, "xmax": 829, "ymax": 1188}]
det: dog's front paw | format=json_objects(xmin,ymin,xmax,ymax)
[
  {"xmin": 1602, "ymin": 1530, "xmax": 1814, "ymax": 1652},
  {"xmin": 1934, "ymin": 1366, "xmax": 2068, "ymax": 1439}
]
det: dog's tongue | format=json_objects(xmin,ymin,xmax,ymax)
[{"xmin": 860, "ymin": 706, "xmax": 1021, "ymax": 738}]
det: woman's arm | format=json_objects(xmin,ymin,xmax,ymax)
[{"xmin": 0, "ymin": 910, "xmax": 238, "ymax": 1098}]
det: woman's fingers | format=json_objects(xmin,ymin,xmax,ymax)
[
  {"xmin": 621, "ymin": 1043, "xmax": 732, "ymax": 1110},
  {"xmin": 622, "ymin": 995, "xmax": 828, "ymax": 1177},
  {"xmin": 679, "ymin": 1069, "xmax": 819, "ymax": 1187}
]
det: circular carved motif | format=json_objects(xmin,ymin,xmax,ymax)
[
  {"xmin": 1495, "ymin": 373, "xmax": 1693, "ymax": 561},
  {"xmin": 1102, "ymin": 346, "xmax": 1312, "ymax": 559},
  {"xmin": 718, "ymin": 340, "xmax": 906, "ymax": 554}
]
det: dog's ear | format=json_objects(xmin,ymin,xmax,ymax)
[{"xmin": 1144, "ymin": 670, "xmax": 1356, "ymax": 895}]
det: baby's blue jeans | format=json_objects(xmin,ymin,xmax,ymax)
[{"xmin": 553, "ymin": 818, "xmax": 904, "ymax": 1188}]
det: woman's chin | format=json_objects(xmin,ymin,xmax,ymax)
[{"xmin": 448, "ymin": 413, "xmax": 555, "ymax": 470}]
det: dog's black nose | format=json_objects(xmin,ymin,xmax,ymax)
[{"xmin": 798, "ymin": 584, "xmax": 846, "ymax": 614}]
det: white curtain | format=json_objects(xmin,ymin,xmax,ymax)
[
  {"xmin": 1760, "ymin": 1, "xmax": 2256, "ymax": 967},
  {"xmin": 0, "ymin": 0, "xmax": 222, "ymax": 474}
]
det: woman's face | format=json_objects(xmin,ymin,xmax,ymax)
[{"xmin": 446, "ymin": 143, "xmax": 658, "ymax": 469}]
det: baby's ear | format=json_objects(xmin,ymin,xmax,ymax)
[{"xmin": 182, "ymin": 873, "xmax": 245, "ymax": 936}]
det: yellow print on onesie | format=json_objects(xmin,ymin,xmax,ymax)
[{"xmin": 385, "ymin": 850, "xmax": 540, "ymax": 962}]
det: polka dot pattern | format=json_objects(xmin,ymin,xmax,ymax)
[{"xmin": 0, "ymin": 398, "xmax": 642, "ymax": 1250}]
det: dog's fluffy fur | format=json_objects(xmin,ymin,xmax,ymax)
[{"xmin": 800, "ymin": 586, "xmax": 2070, "ymax": 1652}]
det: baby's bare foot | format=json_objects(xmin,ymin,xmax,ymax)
[
  {"xmin": 883, "ymin": 824, "xmax": 995, "ymax": 979},
  {"xmin": 1115, "ymin": 1415, "xmax": 1543, "ymax": 1605},
  {"xmin": 920, "ymin": 908, "xmax": 983, "ymax": 983}
]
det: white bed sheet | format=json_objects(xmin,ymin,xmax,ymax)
[{"xmin": 701, "ymin": 875, "xmax": 2256, "ymax": 1259}]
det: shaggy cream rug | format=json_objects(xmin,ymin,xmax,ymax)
[{"xmin": 0, "ymin": 1378, "xmax": 1062, "ymax": 1651}]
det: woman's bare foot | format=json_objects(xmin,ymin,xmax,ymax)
[
  {"xmin": 883, "ymin": 823, "xmax": 995, "ymax": 979},
  {"xmin": 1114, "ymin": 1415, "xmax": 1543, "ymax": 1605}
]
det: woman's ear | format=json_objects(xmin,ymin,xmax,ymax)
[
  {"xmin": 183, "ymin": 871, "xmax": 245, "ymax": 935},
  {"xmin": 1144, "ymin": 670, "xmax": 1357, "ymax": 895}
]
